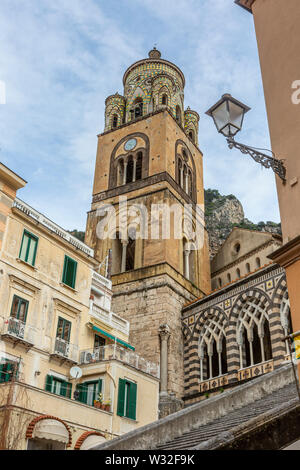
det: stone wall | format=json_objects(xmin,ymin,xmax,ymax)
[{"xmin": 111, "ymin": 273, "xmax": 196, "ymax": 399}]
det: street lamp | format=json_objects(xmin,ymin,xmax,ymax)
[{"xmin": 206, "ymin": 94, "xmax": 286, "ymax": 182}]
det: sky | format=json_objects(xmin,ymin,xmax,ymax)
[{"xmin": 0, "ymin": 0, "xmax": 281, "ymax": 231}]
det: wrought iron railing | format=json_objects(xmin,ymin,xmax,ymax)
[
  {"xmin": 53, "ymin": 337, "xmax": 78, "ymax": 362},
  {"xmin": 80, "ymin": 344, "xmax": 160, "ymax": 378},
  {"xmin": 2, "ymin": 317, "xmax": 36, "ymax": 344}
]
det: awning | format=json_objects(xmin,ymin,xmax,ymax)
[
  {"xmin": 92, "ymin": 325, "xmax": 135, "ymax": 351},
  {"xmin": 33, "ymin": 419, "xmax": 69, "ymax": 444}
]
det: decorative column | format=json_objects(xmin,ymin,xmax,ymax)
[
  {"xmin": 158, "ymin": 324, "xmax": 171, "ymax": 397},
  {"xmin": 133, "ymin": 156, "xmax": 137, "ymax": 183},
  {"xmin": 217, "ymin": 344, "xmax": 223, "ymax": 376},
  {"xmin": 185, "ymin": 171, "xmax": 189, "ymax": 194},
  {"xmin": 248, "ymin": 331, "xmax": 254, "ymax": 366},
  {"xmin": 259, "ymin": 332, "xmax": 265, "ymax": 363},
  {"xmin": 121, "ymin": 240, "xmax": 128, "ymax": 273},
  {"xmin": 123, "ymin": 161, "xmax": 128, "ymax": 185},
  {"xmin": 184, "ymin": 249, "xmax": 190, "ymax": 280},
  {"xmin": 180, "ymin": 166, "xmax": 184, "ymax": 188},
  {"xmin": 208, "ymin": 351, "xmax": 213, "ymax": 379}
]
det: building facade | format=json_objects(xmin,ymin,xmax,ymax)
[
  {"xmin": 183, "ymin": 263, "xmax": 291, "ymax": 405},
  {"xmin": 235, "ymin": 0, "xmax": 300, "ymax": 377},
  {"xmin": 0, "ymin": 163, "xmax": 159, "ymax": 450},
  {"xmin": 85, "ymin": 48, "xmax": 211, "ymax": 410}
]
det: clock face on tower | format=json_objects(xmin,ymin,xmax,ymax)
[{"xmin": 124, "ymin": 138, "xmax": 137, "ymax": 152}]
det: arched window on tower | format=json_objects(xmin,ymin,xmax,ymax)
[
  {"xmin": 188, "ymin": 130, "xmax": 194, "ymax": 142},
  {"xmin": 132, "ymin": 98, "xmax": 143, "ymax": 119},
  {"xmin": 125, "ymin": 230, "xmax": 136, "ymax": 271},
  {"xmin": 176, "ymin": 106, "xmax": 182, "ymax": 126},
  {"xmin": 112, "ymin": 114, "xmax": 118, "ymax": 129},
  {"xmin": 111, "ymin": 232, "xmax": 123, "ymax": 275},
  {"xmin": 161, "ymin": 94, "xmax": 168, "ymax": 106},
  {"xmin": 117, "ymin": 159, "xmax": 125, "ymax": 186},
  {"xmin": 126, "ymin": 156, "xmax": 134, "ymax": 184},
  {"xmin": 136, "ymin": 152, "xmax": 143, "ymax": 181},
  {"xmin": 256, "ymin": 257, "xmax": 261, "ymax": 269},
  {"xmin": 246, "ymin": 263, "xmax": 251, "ymax": 274}
]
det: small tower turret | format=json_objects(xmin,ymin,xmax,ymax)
[
  {"xmin": 104, "ymin": 92, "xmax": 126, "ymax": 131},
  {"xmin": 184, "ymin": 107, "xmax": 200, "ymax": 145}
]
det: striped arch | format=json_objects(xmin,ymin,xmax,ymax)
[
  {"xmin": 228, "ymin": 288, "xmax": 274, "ymax": 377},
  {"xmin": 184, "ymin": 307, "xmax": 228, "ymax": 393},
  {"xmin": 272, "ymin": 274, "xmax": 291, "ymax": 360}
]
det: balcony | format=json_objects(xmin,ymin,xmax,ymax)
[
  {"xmin": 1, "ymin": 317, "xmax": 36, "ymax": 350},
  {"xmin": 80, "ymin": 344, "xmax": 160, "ymax": 379},
  {"xmin": 90, "ymin": 304, "xmax": 129, "ymax": 336},
  {"xmin": 50, "ymin": 337, "xmax": 78, "ymax": 365}
]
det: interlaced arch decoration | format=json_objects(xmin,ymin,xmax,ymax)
[
  {"xmin": 231, "ymin": 289, "xmax": 273, "ymax": 369},
  {"xmin": 190, "ymin": 307, "xmax": 228, "ymax": 381}
]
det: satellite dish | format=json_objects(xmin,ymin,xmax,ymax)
[{"xmin": 70, "ymin": 366, "xmax": 83, "ymax": 379}]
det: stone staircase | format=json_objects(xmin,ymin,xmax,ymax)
[
  {"xmin": 92, "ymin": 364, "xmax": 299, "ymax": 450},
  {"xmin": 156, "ymin": 382, "xmax": 298, "ymax": 449}
]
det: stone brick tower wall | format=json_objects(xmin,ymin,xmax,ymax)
[{"xmin": 85, "ymin": 49, "xmax": 211, "ymax": 409}]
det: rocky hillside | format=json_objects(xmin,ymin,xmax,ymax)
[{"xmin": 205, "ymin": 189, "xmax": 282, "ymax": 258}]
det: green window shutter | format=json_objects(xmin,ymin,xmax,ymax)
[
  {"xmin": 45, "ymin": 375, "xmax": 53, "ymax": 392},
  {"xmin": 19, "ymin": 230, "xmax": 38, "ymax": 266},
  {"xmin": 80, "ymin": 382, "xmax": 88, "ymax": 404},
  {"xmin": 0, "ymin": 364, "xmax": 8, "ymax": 383},
  {"xmin": 62, "ymin": 256, "xmax": 78, "ymax": 289},
  {"xmin": 127, "ymin": 382, "xmax": 137, "ymax": 420},
  {"xmin": 117, "ymin": 378, "xmax": 126, "ymax": 417},
  {"xmin": 97, "ymin": 379, "xmax": 102, "ymax": 394},
  {"xmin": 60, "ymin": 381, "xmax": 68, "ymax": 397}
]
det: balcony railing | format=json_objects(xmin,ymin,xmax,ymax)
[
  {"xmin": 2, "ymin": 317, "xmax": 36, "ymax": 346},
  {"xmin": 80, "ymin": 344, "xmax": 160, "ymax": 379},
  {"xmin": 52, "ymin": 337, "xmax": 78, "ymax": 363},
  {"xmin": 90, "ymin": 304, "xmax": 130, "ymax": 336}
]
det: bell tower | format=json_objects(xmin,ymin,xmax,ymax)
[{"xmin": 85, "ymin": 49, "xmax": 210, "ymax": 410}]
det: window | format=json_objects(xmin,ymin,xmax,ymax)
[
  {"xmin": 94, "ymin": 335, "xmax": 105, "ymax": 359},
  {"xmin": 0, "ymin": 360, "xmax": 18, "ymax": 383},
  {"xmin": 76, "ymin": 379, "xmax": 102, "ymax": 406},
  {"xmin": 256, "ymin": 257, "xmax": 261, "ymax": 269},
  {"xmin": 55, "ymin": 317, "xmax": 72, "ymax": 356},
  {"xmin": 19, "ymin": 230, "xmax": 38, "ymax": 266},
  {"xmin": 227, "ymin": 273, "xmax": 231, "ymax": 283},
  {"xmin": 45, "ymin": 375, "xmax": 72, "ymax": 398},
  {"xmin": 112, "ymin": 114, "xmax": 118, "ymax": 129},
  {"xmin": 10, "ymin": 295, "xmax": 28, "ymax": 322},
  {"xmin": 161, "ymin": 94, "xmax": 168, "ymax": 106},
  {"xmin": 56, "ymin": 317, "xmax": 71, "ymax": 342},
  {"xmin": 117, "ymin": 378, "xmax": 137, "ymax": 420},
  {"xmin": 62, "ymin": 255, "xmax": 77, "ymax": 289},
  {"xmin": 236, "ymin": 268, "xmax": 241, "ymax": 279},
  {"xmin": 176, "ymin": 106, "xmax": 182, "ymax": 126},
  {"xmin": 246, "ymin": 263, "xmax": 251, "ymax": 274}
]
